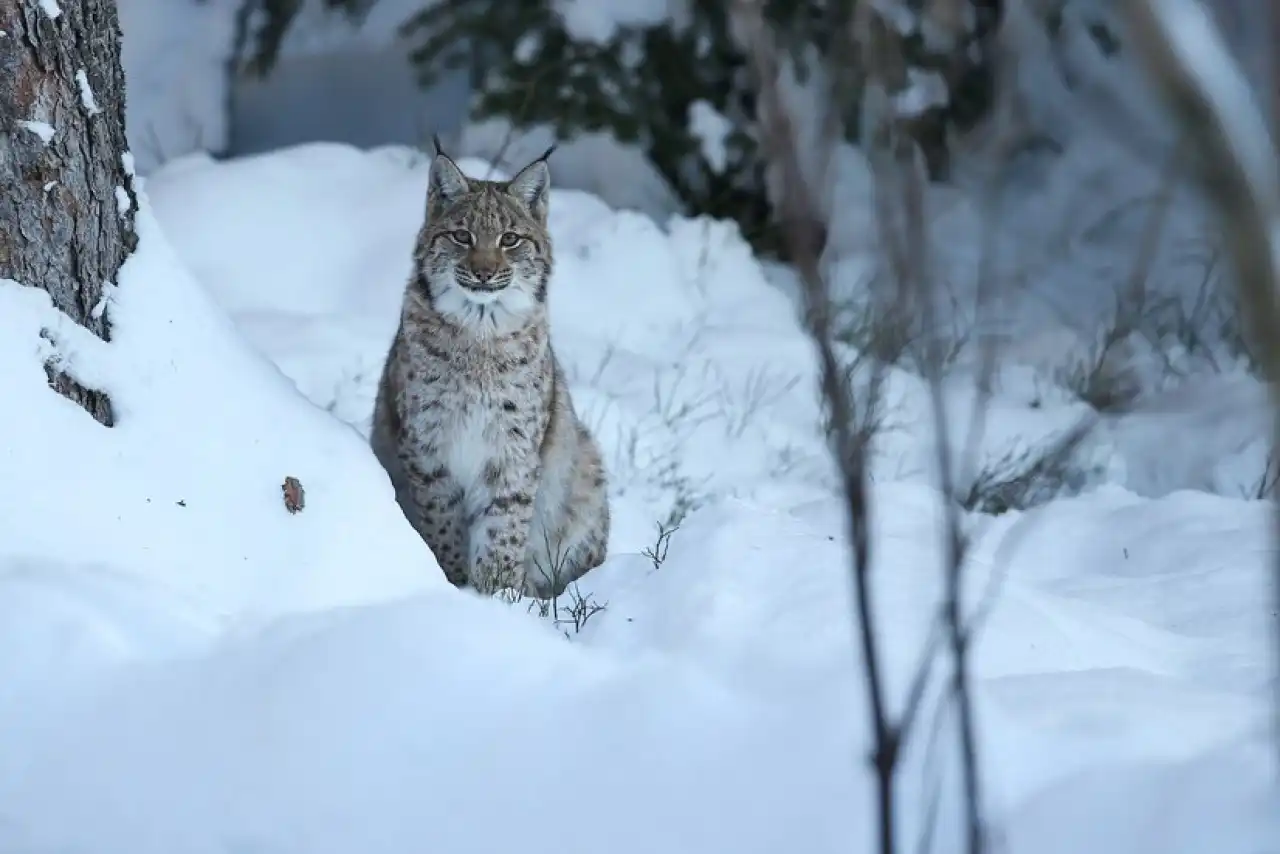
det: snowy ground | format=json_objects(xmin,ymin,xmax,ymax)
[{"xmin": 0, "ymin": 140, "xmax": 1276, "ymax": 853}]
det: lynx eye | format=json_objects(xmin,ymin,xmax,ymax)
[
  {"xmin": 448, "ymin": 229, "xmax": 474, "ymax": 246},
  {"xmin": 498, "ymin": 232, "xmax": 523, "ymax": 249}
]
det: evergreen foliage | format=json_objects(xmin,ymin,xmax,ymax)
[{"xmin": 244, "ymin": 0, "xmax": 1003, "ymax": 256}]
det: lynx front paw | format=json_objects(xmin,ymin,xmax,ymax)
[{"xmin": 470, "ymin": 553, "xmax": 524, "ymax": 598}]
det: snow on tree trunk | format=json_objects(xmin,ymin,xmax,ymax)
[{"xmin": 0, "ymin": 0, "xmax": 138, "ymax": 427}]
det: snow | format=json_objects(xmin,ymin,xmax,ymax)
[
  {"xmin": 90, "ymin": 283, "xmax": 117, "ymax": 322},
  {"xmin": 116, "ymin": 0, "xmax": 239, "ymax": 174},
  {"xmin": 514, "ymin": 32, "xmax": 542, "ymax": 64},
  {"xmin": 17, "ymin": 120, "xmax": 54, "ymax": 144},
  {"xmin": 74, "ymin": 68, "xmax": 100, "ymax": 116},
  {"xmin": 37, "ymin": 0, "xmax": 60, "ymax": 20},
  {"xmin": 114, "ymin": 185, "xmax": 133, "ymax": 217},
  {"xmin": 0, "ymin": 178, "xmax": 435, "ymax": 633},
  {"xmin": 0, "ymin": 138, "xmax": 1275, "ymax": 852},
  {"xmin": 554, "ymin": 0, "xmax": 671, "ymax": 45},
  {"xmin": 4, "ymin": 1, "xmax": 1280, "ymax": 846},
  {"xmin": 893, "ymin": 68, "xmax": 951, "ymax": 118},
  {"xmin": 688, "ymin": 99, "xmax": 732, "ymax": 174}
]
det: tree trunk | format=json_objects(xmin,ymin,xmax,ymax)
[{"xmin": 0, "ymin": 0, "xmax": 138, "ymax": 427}]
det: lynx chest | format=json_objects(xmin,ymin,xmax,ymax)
[{"xmin": 400, "ymin": 342, "xmax": 548, "ymax": 492}]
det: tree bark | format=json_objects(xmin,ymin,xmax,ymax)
[{"xmin": 0, "ymin": 0, "xmax": 138, "ymax": 427}]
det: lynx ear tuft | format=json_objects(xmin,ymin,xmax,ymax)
[
  {"xmin": 506, "ymin": 151, "xmax": 552, "ymax": 222},
  {"xmin": 428, "ymin": 151, "xmax": 469, "ymax": 209}
]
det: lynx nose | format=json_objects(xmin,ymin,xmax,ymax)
[{"xmin": 468, "ymin": 249, "xmax": 503, "ymax": 286}]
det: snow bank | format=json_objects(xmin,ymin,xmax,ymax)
[
  {"xmin": 0, "ymin": 142, "xmax": 1274, "ymax": 852},
  {"xmin": 0, "ymin": 182, "xmax": 437, "ymax": 713}
]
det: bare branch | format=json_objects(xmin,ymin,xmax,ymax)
[
  {"xmin": 733, "ymin": 3, "xmax": 1004, "ymax": 852},
  {"xmin": 1124, "ymin": 0, "xmax": 1280, "ymax": 767},
  {"xmin": 869, "ymin": 117, "xmax": 987, "ymax": 854},
  {"xmin": 861, "ymin": 12, "xmax": 989, "ymax": 854},
  {"xmin": 729, "ymin": 4, "xmax": 902, "ymax": 852}
]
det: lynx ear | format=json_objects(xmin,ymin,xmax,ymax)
[
  {"xmin": 428, "ymin": 151, "xmax": 470, "ymax": 210},
  {"xmin": 506, "ymin": 146, "xmax": 554, "ymax": 222}
]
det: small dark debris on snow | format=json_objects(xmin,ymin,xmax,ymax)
[
  {"xmin": 282, "ymin": 476, "xmax": 305, "ymax": 514},
  {"xmin": 176, "ymin": 499, "xmax": 186, "ymax": 507}
]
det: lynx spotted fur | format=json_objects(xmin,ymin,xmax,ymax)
[{"xmin": 370, "ymin": 144, "xmax": 610, "ymax": 599}]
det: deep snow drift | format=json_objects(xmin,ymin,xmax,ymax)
[{"xmin": 0, "ymin": 141, "xmax": 1275, "ymax": 853}]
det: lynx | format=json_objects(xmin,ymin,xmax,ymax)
[{"xmin": 370, "ymin": 142, "xmax": 610, "ymax": 599}]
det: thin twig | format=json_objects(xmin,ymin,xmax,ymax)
[
  {"xmin": 863, "ymin": 9, "xmax": 988, "ymax": 852},
  {"xmin": 730, "ymin": 4, "xmax": 901, "ymax": 852}
]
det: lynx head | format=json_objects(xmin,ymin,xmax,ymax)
[{"xmin": 413, "ymin": 144, "xmax": 555, "ymax": 333}]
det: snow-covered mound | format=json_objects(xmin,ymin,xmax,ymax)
[
  {"xmin": 0, "ymin": 143, "xmax": 1274, "ymax": 853},
  {"xmin": 0, "ymin": 188, "xmax": 436, "ymax": 710}
]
